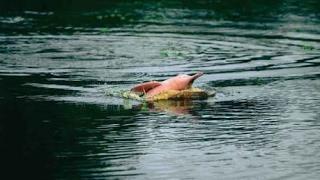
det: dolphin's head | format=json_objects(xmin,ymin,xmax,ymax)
[
  {"xmin": 175, "ymin": 72, "xmax": 204, "ymax": 89},
  {"xmin": 190, "ymin": 72, "xmax": 204, "ymax": 83}
]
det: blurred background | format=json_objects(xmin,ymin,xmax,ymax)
[{"xmin": 1, "ymin": 0, "xmax": 320, "ymax": 34}]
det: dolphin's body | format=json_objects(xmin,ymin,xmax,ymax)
[{"xmin": 131, "ymin": 72, "xmax": 204, "ymax": 99}]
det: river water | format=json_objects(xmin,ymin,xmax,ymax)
[{"xmin": 1, "ymin": 0, "xmax": 320, "ymax": 179}]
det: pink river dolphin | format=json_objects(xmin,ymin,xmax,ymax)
[{"xmin": 131, "ymin": 72, "xmax": 204, "ymax": 98}]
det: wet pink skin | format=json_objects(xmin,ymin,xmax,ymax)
[{"xmin": 131, "ymin": 72, "xmax": 204, "ymax": 98}]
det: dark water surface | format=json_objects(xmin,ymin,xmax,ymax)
[{"xmin": 1, "ymin": 0, "xmax": 320, "ymax": 179}]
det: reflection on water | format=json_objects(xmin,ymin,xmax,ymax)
[
  {"xmin": 1, "ymin": 0, "xmax": 320, "ymax": 179},
  {"xmin": 147, "ymin": 100, "xmax": 196, "ymax": 115}
]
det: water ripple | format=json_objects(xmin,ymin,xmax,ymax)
[{"xmin": 1, "ymin": 2, "xmax": 320, "ymax": 179}]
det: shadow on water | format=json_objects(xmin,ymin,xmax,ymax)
[{"xmin": 0, "ymin": 100, "xmax": 143, "ymax": 179}]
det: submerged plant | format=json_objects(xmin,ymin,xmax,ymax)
[
  {"xmin": 160, "ymin": 49, "xmax": 185, "ymax": 58},
  {"xmin": 302, "ymin": 44, "xmax": 315, "ymax": 51},
  {"xmin": 159, "ymin": 43, "xmax": 189, "ymax": 58},
  {"xmin": 100, "ymin": 27, "xmax": 109, "ymax": 33}
]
